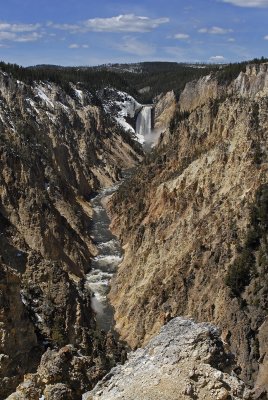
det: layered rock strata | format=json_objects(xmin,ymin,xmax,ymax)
[{"xmin": 109, "ymin": 63, "xmax": 268, "ymax": 396}]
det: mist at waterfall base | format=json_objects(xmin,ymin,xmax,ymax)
[{"xmin": 143, "ymin": 128, "xmax": 162, "ymax": 149}]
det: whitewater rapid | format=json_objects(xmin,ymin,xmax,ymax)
[
  {"xmin": 86, "ymin": 182, "xmax": 122, "ymax": 331},
  {"xmin": 86, "ymin": 170, "xmax": 133, "ymax": 331}
]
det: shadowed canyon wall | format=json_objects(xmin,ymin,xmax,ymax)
[{"xmin": 0, "ymin": 71, "xmax": 142, "ymax": 398}]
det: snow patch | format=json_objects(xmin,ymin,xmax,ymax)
[
  {"xmin": 35, "ymin": 313, "xmax": 43, "ymax": 323},
  {"xmin": 58, "ymin": 102, "xmax": 70, "ymax": 112},
  {"xmin": 75, "ymin": 89, "xmax": 83, "ymax": 101},
  {"xmin": 35, "ymin": 86, "xmax": 54, "ymax": 109},
  {"xmin": 102, "ymin": 88, "xmax": 144, "ymax": 142},
  {"xmin": 115, "ymin": 116, "xmax": 135, "ymax": 133},
  {"xmin": 26, "ymin": 98, "xmax": 40, "ymax": 114},
  {"xmin": 20, "ymin": 291, "xmax": 28, "ymax": 306},
  {"xmin": 46, "ymin": 111, "xmax": 56, "ymax": 123}
]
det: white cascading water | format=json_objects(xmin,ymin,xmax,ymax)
[{"xmin": 136, "ymin": 106, "xmax": 152, "ymax": 138}]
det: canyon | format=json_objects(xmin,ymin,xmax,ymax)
[{"xmin": 0, "ymin": 61, "xmax": 267, "ymax": 399}]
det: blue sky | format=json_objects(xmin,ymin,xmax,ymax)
[{"xmin": 0, "ymin": 0, "xmax": 268, "ymax": 66}]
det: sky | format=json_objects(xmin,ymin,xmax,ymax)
[{"xmin": 0, "ymin": 0, "xmax": 268, "ymax": 66}]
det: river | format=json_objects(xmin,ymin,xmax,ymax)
[{"xmin": 86, "ymin": 172, "xmax": 132, "ymax": 332}]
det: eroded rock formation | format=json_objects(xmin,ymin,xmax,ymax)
[
  {"xmin": 153, "ymin": 90, "xmax": 176, "ymax": 132},
  {"xmin": 85, "ymin": 318, "xmax": 252, "ymax": 400},
  {"xmin": 109, "ymin": 63, "xmax": 268, "ymax": 396}
]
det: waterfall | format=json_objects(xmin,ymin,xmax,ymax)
[{"xmin": 136, "ymin": 106, "xmax": 152, "ymax": 138}]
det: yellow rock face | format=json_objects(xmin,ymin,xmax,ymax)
[{"xmin": 109, "ymin": 63, "xmax": 268, "ymax": 395}]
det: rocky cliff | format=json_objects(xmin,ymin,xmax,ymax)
[
  {"xmin": 0, "ymin": 70, "xmax": 142, "ymax": 398},
  {"xmin": 85, "ymin": 318, "xmax": 252, "ymax": 400},
  {"xmin": 109, "ymin": 63, "xmax": 268, "ymax": 397},
  {"xmin": 153, "ymin": 90, "xmax": 176, "ymax": 132}
]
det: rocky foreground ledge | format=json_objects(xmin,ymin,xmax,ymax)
[{"xmin": 84, "ymin": 317, "xmax": 253, "ymax": 400}]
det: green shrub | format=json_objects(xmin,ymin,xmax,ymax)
[
  {"xmin": 169, "ymin": 110, "xmax": 190, "ymax": 134},
  {"xmin": 225, "ymin": 183, "xmax": 268, "ymax": 297},
  {"xmin": 251, "ymin": 102, "xmax": 259, "ymax": 127},
  {"xmin": 225, "ymin": 249, "xmax": 254, "ymax": 297}
]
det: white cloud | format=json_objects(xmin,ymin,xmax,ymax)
[
  {"xmin": 209, "ymin": 55, "xmax": 225, "ymax": 62},
  {"xmin": 15, "ymin": 32, "xmax": 42, "ymax": 42},
  {"xmin": 69, "ymin": 43, "xmax": 89, "ymax": 49},
  {"xmin": 222, "ymin": 0, "xmax": 268, "ymax": 7},
  {"xmin": 0, "ymin": 22, "xmax": 42, "ymax": 42},
  {"xmin": 174, "ymin": 33, "xmax": 190, "ymax": 40},
  {"xmin": 53, "ymin": 14, "xmax": 169, "ymax": 33},
  {"xmin": 228, "ymin": 38, "xmax": 236, "ymax": 42},
  {"xmin": 0, "ymin": 32, "xmax": 16, "ymax": 41},
  {"xmin": 264, "ymin": 35, "xmax": 268, "ymax": 40},
  {"xmin": 199, "ymin": 26, "xmax": 233, "ymax": 34},
  {"xmin": 49, "ymin": 23, "xmax": 80, "ymax": 32},
  {"xmin": 84, "ymin": 14, "xmax": 169, "ymax": 32},
  {"xmin": 116, "ymin": 36, "xmax": 155, "ymax": 56},
  {"xmin": 0, "ymin": 23, "xmax": 41, "ymax": 32}
]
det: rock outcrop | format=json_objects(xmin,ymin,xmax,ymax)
[
  {"xmin": 232, "ymin": 63, "xmax": 268, "ymax": 99},
  {"xmin": 179, "ymin": 74, "xmax": 221, "ymax": 112},
  {"xmin": 108, "ymin": 63, "xmax": 268, "ymax": 396},
  {"xmin": 7, "ymin": 337, "xmax": 125, "ymax": 400},
  {"xmin": 153, "ymin": 90, "xmax": 176, "ymax": 132},
  {"xmin": 85, "ymin": 318, "xmax": 252, "ymax": 400}
]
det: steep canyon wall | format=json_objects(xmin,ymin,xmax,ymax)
[
  {"xmin": 109, "ymin": 63, "xmax": 268, "ymax": 396},
  {"xmin": 0, "ymin": 71, "xmax": 142, "ymax": 398}
]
